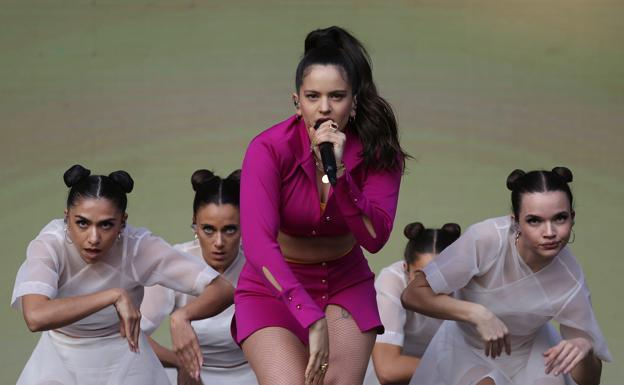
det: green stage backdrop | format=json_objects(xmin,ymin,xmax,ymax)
[{"xmin": 1, "ymin": 0, "xmax": 622, "ymax": 383}]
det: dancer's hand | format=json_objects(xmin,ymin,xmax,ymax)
[
  {"xmin": 544, "ymin": 337, "xmax": 592, "ymax": 376},
  {"xmin": 472, "ymin": 305, "xmax": 511, "ymax": 358},
  {"xmin": 305, "ymin": 317, "xmax": 330, "ymax": 385},
  {"xmin": 177, "ymin": 367, "xmax": 203, "ymax": 385},
  {"xmin": 308, "ymin": 119, "xmax": 346, "ymax": 168},
  {"xmin": 171, "ymin": 310, "xmax": 202, "ymax": 381},
  {"xmin": 114, "ymin": 288, "xmax": 141, "ymax": 353}
]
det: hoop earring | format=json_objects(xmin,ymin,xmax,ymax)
[
  {"xmin": 64, "ymin": 225, "xmax": 74, "ymax": 244},
  {"xmin": 568, "ymin": 229, "xmax": 575, "ymax": 244}
]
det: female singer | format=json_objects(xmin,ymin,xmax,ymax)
[{"xmin": 233, "ymin": 26, "xmax": 408, "ymax": 385}]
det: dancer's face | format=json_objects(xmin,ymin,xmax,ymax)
[
  {"xmin": 293, "ymin": 64, "xmax": 356, "ymax": 132},
  {"xmin": 194, "ymin": 203, "xmax": 240, "ymax": 274},
  {"xmin": 64, "ymin": 198, "xmax": 126, "ymax": 264},
  {"xmin": 514, "ymin": 191, "xmax": 574, "ymax": 270},
  {"xmin": 404, "ymin": 252, "xmax": 435, "ymax": 283}
]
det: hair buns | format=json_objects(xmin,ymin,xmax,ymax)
[
  {"xmin": 441, "ymin": 223, "xmax": 461, "ymax": 237},
  {"xmin": 404, "ymin": 222, "xmax": 425, "ymax": 240},
  {"xmin": 108, "ymin": 171, "xmax": 134, "ymax": 193},
  {"xmin": 63, "ymin": 164, "xmax": 91, "ymax": 188},
  {"xmin": 191, "ymin": 169, "xmax": 218, "ymax": 192},
  {"xmin": 506, "ymin": 169, "xmax": 526, "ymax": 191},
  {"xmin": 304, "ymin": 26, "xmax": 343, "ymax": 53},
  {"xmin": 551, "ymin": 166, "xmax": 573, "ymax": 183},
  {"xmin": 226, "ymin": 169, "xmax": 242, "ymax": 183}
]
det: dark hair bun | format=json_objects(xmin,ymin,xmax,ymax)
[
  {"xmin": 63, "ymin": 164, "xmax": 91, "ymax": 187},
  {"xmin": 506, "ymin": 169, "xmax": 526, "ymax": 191},
  {"xmin": 108, "ymin": 171, "xmax": 134, "ymax": 193},
  {"xmin": 551, "ymin": 166, "xmax": 573, "ymax": 183},
  {"xmin": 441, "ymin": 223, "xmax": 461, "ymax": 237},
  {"xmin": 404, "ymin": 222, "xmax": 425, "ymax": 240},
  {"xmin": 305, "ymin": 26, "xmax": 343, "ymax": 52},
  {"xmin": 191, "ymin": 169, "xmax": 218, "ymax": 192},
  {"xmin": 226, "ymin": 169, "xmax": 242, "ymax": 183}
]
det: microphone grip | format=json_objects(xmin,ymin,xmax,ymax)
[{"xmin": 319, "ymin": 142, "xmax": 337, "ymax": 186}]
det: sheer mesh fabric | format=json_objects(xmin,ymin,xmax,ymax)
[
  {"xmin": 324, "ymin": 305, "xmax": 376, "ymax": 385},
  {"xmin": 410, "ymin": 216, "xmax": 601, "ymax": 385},
  {"xmin": 242, "ymin": 327, "xmax": 308, "ymax": 385},
  {"xmin": 242, "ymin": 305, "xmax": 375, "ymax": 385}
]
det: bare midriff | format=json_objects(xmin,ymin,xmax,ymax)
[{"xmin": 279, "ymin": 231, "xmax": 356, "ymax": 264}]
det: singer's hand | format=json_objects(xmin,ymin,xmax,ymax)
[{"xmin": 309, "ymin": 120, "xmax": 346, "ymax": 166}]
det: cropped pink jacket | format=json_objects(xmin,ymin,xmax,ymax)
[{"xmin": 240, "ymin": 115, "xmax": 402, "ymax": 328}]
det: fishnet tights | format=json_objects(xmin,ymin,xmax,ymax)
[{"xmin": 242, "ymin": 305, "xmax": 375, "ymax": 385}]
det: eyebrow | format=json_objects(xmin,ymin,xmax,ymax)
[
  {"xmin": 200, "ymin": 224, "xmax": 239, "ymax": 229},
  {"xmin": 303, "ymin": 89, "xmax": 349, "ymax": 94},
  {"xmin": 524, "ymin": 211, "xmax": 569, "ymax": 220},
  {"xmin": 73, "ymin": 215, "xmax": 117, "ymax": 224}
]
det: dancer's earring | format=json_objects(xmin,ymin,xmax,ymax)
[{"xmin": 64, "ymin": 225, "xmax": 73, "ymax": 244}]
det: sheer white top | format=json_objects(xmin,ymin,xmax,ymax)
[
  {"xmin": 423, "ymin": 215, "xmax": 611, "ymax": 361},
  {"xmin": 141, "ymin": 240, "xmax": 247, "ymax": 368},
  {"xmin": 376, "ymin": 261, "xmax": 442, "ymax": 357},
  {"xmin": 11, "ymin": 219, "xmax": 219, "ymax": 338}
]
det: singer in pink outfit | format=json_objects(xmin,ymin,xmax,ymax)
[{"xmin": 233, "ymin": 26, "xmax": 408, "ymax": 385}]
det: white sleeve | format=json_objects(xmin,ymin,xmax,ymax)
[
  {"xmin": 11, "ymin": 236, "xmax": 61, "ymax": 309},
  {"xmin": 553, "ymin": 259, "xmax": 612, "ymax": 362},
  {"xmin": 375, "ymin": 267, "xmax": 407, "ymax": 347},
  {"xmin": 140, "ymin": 284, "xmax": 176, "ymax": 335},
  {"xmin": 423, "ymin": 220, "xmax": 501, "ymax": 294},
  {"xmin": 132, "ymin": 234, "xmax": 219, "ymax": 296}
]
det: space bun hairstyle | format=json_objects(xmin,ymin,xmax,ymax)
[
  {"xmin": 506, "ymin": 167, "xmax": 574, "ymax": 219},
  {"xmin": 403, "ymin": 222, "xmax": 461, "ymax": 264},
  {"xmin": 63, "ymin": 164, "xmax": 133, "ymax": 212},
  {"xmin": 191, "ymin": 169, "xmax": 241, "ymax": 216},
  {"xmin": 295, "ymin": 26, "xmax": 409, "ymax": 172}
]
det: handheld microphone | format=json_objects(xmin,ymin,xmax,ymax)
[{"xmin": 314, "ymin": 119, "xmax": 338, "ymax": 186}]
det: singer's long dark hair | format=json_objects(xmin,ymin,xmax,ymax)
[{"xmin": 295, "ymin": 26, "xmax": 409, "ymax": 172}]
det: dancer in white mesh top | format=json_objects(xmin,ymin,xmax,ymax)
[
  {"xmin": 141, "ymin": 169, "xmax": 256, "ymax": 385},
  {"xmin": 11, "ymin": 165, "xmax": 234, "ymax": 385},
  {"xmin": 402, "ymin": 167, "xmax": 611, "ymax": 385},
  {"xmin": 364, "ymin": 222, "xmax": 460, "ymax": 385}
]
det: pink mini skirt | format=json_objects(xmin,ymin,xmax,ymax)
[{"xmin": 232, "ymin": 247, "xmax": 383, "ymax": 345}]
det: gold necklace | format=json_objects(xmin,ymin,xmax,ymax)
[{"xmin": 314, "ymin": 159, "xmax": 330, "ymax": 184}]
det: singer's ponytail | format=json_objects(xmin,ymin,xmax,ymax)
[{"xmin": 295, "ymin": 26, "xmax": 409, "ymax": 172}]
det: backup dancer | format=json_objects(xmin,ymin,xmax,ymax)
[
  {"xmin": 364, "ymin": 222, "xmax": 460, "ymax": 385},
  {"xmin": 11, "ymin": 165, "xmax": 233, "ymax": 385},
  {"xmin": 402, "ymin": 167, "xmax": 611, "ymax": 385},
  {"xmin": 141, "ymin": 169, "xmax": 256, "ymax": 385},
  {"xmin": 233, "ymin": 26, "xmax": 408, "ymax": 385}
]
